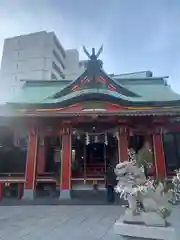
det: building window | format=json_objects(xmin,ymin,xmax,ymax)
[
  {"xmin": 162, "ymin": 132, "xmax": 180, "ymax": 172},
  {"xmin": 53, "ymin": 50, "xmax": 65, "ymax": 69},
  {"xmin": 52, "ymin": 62, "xmax": 65, "ymax": 79},
  {"xmin": 79, "ymin": 60, "xmax": 88, "ymax": 69},
  {"xmin": 51, "ymin": 73, "xmax": 57, "ymax": 80},
  {"xmin": 54, "ymin": 36, "xmax": 66, "ymax": 59}
]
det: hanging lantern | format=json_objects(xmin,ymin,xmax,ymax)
[
  {"xmin": 77, "ymin": 135, "xmax": 81, "ymax": 140},
  {"xmin": 104, "ymin": 134, "xmax": 108, "ymax": 145},
  {"xmin": 85, "ymin": 133, "xmax": 90, "ymax": 145},
  {"xmin": 94, "ymin": 135, "xmax": 98, "ymax": 143},
  {"xmin": 129, "ymin": 130, "xmax": 133, "ymax": 136},
  {"xmin": 72, "ymin": 130, "xmax": 76, "ymax": 135},
  {"xmin": 115, "ymin": 131, "xmax": 119, "ymax": 140}
]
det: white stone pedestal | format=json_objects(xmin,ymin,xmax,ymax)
[
  {"xmin": 59, "ymin": 189, "xmax": 71, "ymax": 200},
  {"xmin": 114, "ymin": 218, "xmax": 178, "ymax": 240},
  {"xmin": 22, "ymin": 189, "xmax": 35, "ymax": 200}
]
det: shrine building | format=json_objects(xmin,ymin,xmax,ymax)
[{"xmin": 0, "ymin": 47, "xmax": 180, "ymax": 200}]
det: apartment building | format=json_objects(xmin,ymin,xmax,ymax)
[{"xmin": 0, "ymin": 31, "xmax": 82, "ymax": 87}]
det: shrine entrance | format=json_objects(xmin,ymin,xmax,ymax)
[{"xmin": 71, "ymin": 123, "xmax": 118, "ymax": 191}]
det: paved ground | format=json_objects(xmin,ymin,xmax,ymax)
[
  {"xmin": 0, "ymin": 205, "xmax": 124, "ymax": 240},
  {"xmin": 0, "ymin": 205, "xmax": 179, "ymax": 240}
]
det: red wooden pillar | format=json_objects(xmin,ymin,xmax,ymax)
[
  {"xmin": 22, "ymin": 126, "xmax": 38, "ymax": 200},
  {"xmin": 0, "ymin": 183, "xmax": 3, "ymax": 200},
  {"xmin": 59, "ymin": 126, "xmax": 71, "ymax": 200},
  {"xmin": 153, "ymin": 128, "xmax": 166, "ymax": 180},
  {"xmin": 118, "ymin": 127, "xmax": 129, "ymax": 162}
]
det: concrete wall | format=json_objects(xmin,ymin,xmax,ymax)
[
  {"xmin": 0, "ymin": 31, "xmax": 83, "ymax": 85},
  {"xmin": 0, "ymin": 31, "xmax": 54, "ymax": 84},
  {"xmin": 64, "ymin": 49, "xmax": 85, "ymax": 80},
  {"xmin": 0, "ymin": 31, "xmax": 84, "ymax": 101}
]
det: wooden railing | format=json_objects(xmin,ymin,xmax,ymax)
[
  {"xmin": 0, "ymin": 173, "xmax": 25, "ymax": 178},
  {"xmin": 0, "ymin": 172, "xmax": 57, "ymax": 200},
  {"xmin": 36, "ymin": 172, "xmax": 56, "ymax": 183},
  {"xmin": 72, "ymin": 163, "xmax": 106, "ymax": 178},
  {"xmin": 0, "ymin": 173, "xmax": 25, "ymax": 200}
]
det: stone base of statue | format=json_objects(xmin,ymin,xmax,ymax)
[
  {"xmin": 122, "ymin": 209, "xmax": 168, "ymax": 226},
  {"xmin": 114, "ymin": 210, "xmax": 178, "ymax": 240},
  {"xmin": 114, "ymin": 160, "xmax": 179, "ymax": 239}
]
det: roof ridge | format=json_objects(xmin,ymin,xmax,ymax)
[
  {"xmin": 113, "ymin": 76, "xmax": 168, "ymax": 80},
  {"xmin": 21, "ymin": 80, "xmax": 72, "ymax": 83},
  {"xmin": 110, "ymin": 70, "xmax": 152, "ymax": 76}
]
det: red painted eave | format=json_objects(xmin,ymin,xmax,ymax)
[{"xmin": 1, "ymin": 109, "xmax": 180, "ymax": 117}]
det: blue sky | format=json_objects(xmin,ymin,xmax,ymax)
[{"xmin": 0, "ymin": 0, "xmax": 180, "ymax": 92}]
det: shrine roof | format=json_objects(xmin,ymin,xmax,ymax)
[
  {"xmin": 7, "ymin": 47, "xmax": 180, "ymax": 107},
  {"xmin": 10, "ymin": 81, "xmax": 68, "ymax": 104},
  {"xmin": 8, "ymin": 76, "xmax": 180, "ymax": 106}
]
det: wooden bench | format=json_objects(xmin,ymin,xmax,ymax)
[{"xmin": 0, "ymin": 174, "xmax": 25, "ymax": 200}]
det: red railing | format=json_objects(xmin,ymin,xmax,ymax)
[
  {"xmin": 0, "ymin": 173, "xmax": 25, "ymax": 200},
  {"xmin": 72, "ymin": 163, "xmax": 107, "ymax": 178}
]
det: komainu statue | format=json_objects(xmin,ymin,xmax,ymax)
[{"xmin": 115, "ymin": 160, "xmax": 171, "ymax": 227}]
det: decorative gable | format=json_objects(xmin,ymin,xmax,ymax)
[
  {"xmin": 52, "ymin": 47, "xmax": 139, "ymax": 99},
  {"xmin": 70, "ymin": 73, "xmax": 117, "ymax": 92}
]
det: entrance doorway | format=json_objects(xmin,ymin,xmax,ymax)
[
  {"xmin": 71, "ymin": 132, "xmax": 118, "ymax": 199},
  {"xmin": 163, "ymin": 132, "xmax": 180, "ymax": 174},
  {"xmin": 44, "ymin": 136, "xmax": 60, "ymax": 173},
  {"xmin": 128, "ymin": 134, "xmax": 145, "ymax": 153},
  {"xmin": 36, "ymin": 136, "xmax": 61, "ymax": 197},
  {"xmin": 128, "ymin": 134, "xmax": 154, "ymax": 177},
  {"xmin": 71, "ymin": 133, "xmax": 118, "ymax": 180},
  {"xmin": 0, "ymin": 127, "xmax": 27, "ymax": 173}
]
